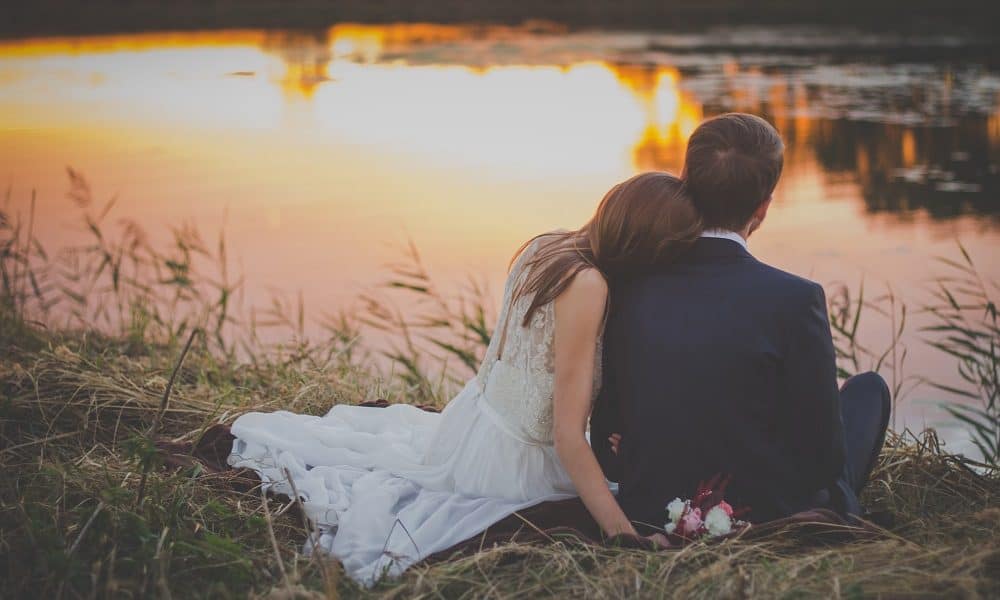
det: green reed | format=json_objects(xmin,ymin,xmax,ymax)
[
  {"xmin": 1, "ymin": 170, "xmax": 366, "ymax": 369},
  {"xmin": 2, "ymin": 169, "xmax": 234, "ymax": 355},
  {"xmin": 360, "ymin": 239, "xmax": 493, "ymax": 406},
  {"xmin": 923, "ymin": 244, "xmax": 999, "ymax": 466},
  {"xmin": 827, "ymin": 279, "xmax": 920, "ymax": 432}
]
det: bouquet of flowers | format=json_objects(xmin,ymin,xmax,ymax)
[{"xmin": 664, "ymin": 474, "xmax": 749, "ymax": 542}]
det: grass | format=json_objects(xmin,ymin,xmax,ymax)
[{"xmin": 2, "ymin": 173, "xmax": 999, "ymax": 598}]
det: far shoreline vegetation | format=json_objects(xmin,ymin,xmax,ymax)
[
  {"xmin": 3, "ymin": 0, "xmax": 1000, "ymax": 40},
  {"xmin": 2, "ymin": 172, "xmax": 998, "ymax": 596}
]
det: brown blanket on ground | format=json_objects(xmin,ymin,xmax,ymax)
[{"xmin": 157, "ymin": 407, "xmax": 883, "ymax": 564}]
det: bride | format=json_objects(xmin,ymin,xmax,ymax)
[{"xmin": 228, "ymin": 172, "xmax": 702, "ymax": 584}]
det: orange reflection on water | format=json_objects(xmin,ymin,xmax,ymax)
[
  {"xmin": 304, "ymin": 60, "xmax": 653, "ymax": 176},
  {"xmin": 0, "ymin": 26, "xmax": 451, "ymax": 100},
  {"xmin": 792, "ymin": 84, "xmax": 812, "ymax": 143},
  {"xmin": 0, "ymin": 24, "xmax": 705, "ymax": 170},
  {"xmin": 0, "ymin": 26, "xmax": 712, "ymax": 275},
  {"xmin": 0, "ymin": 30, "xmax": 271, "ymax": 57},
  {"xmin": 611, "ymin": 65, "xmax": 703, "ymax": 171},
  {"xmin": 901, "ymin": 129, "xmax": 917, "ymax": 166},
  {"xmin": 327, "ymin": 23, "xmax": 481, "ymax": 62},
  {"xmin": 0, "ymin": 24, "xmax": 714, "ymax": 344}
]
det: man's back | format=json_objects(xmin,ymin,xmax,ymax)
[{"xmin": 593, "ymin": 236, "xmax": 846, "ymax": 526}]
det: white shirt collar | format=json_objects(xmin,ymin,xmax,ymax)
[{"xmin": 699, "ymin": 229, "xmax": 750, "ymax": 253}]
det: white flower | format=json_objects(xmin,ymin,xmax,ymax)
[
  {"xmin": 704, "ymin": 506, "xmax": 733, "ymax": 537},
  {"xmin": 666, "ymin": 498, "xmax": 686, "ymax": 524},
  {"xmin": 664, "ymin": 522, "xmax": 676, "ymax": 535}
]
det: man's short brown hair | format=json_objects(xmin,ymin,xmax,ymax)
[{"xmin": 682, "ymin": 113, "xmax": 784, "ymax": 231}]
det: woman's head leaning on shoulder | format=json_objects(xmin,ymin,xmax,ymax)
[{"xmin": 512, "ymin": 172, "xmax": 704, "ymax": 325}]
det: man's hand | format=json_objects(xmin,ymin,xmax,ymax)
[{"xmin": 608, "ymin": 433, "xmax": 622, "ymax": 455}]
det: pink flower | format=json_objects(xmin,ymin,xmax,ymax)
[
  {"xmin": 678, "ymin": 507, "xmax": 703, "ymax": 537},
  {"xmin": 716, "ymin": 501, "xmax": 734, "ymax": 517}
]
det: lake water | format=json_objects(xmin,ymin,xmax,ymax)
[{"xmin": 1, "ymin": 24, "xmax": 997, "ymax": 454}]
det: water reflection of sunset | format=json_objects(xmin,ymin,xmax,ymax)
[
  {"xmin": 0, "ymin": 27, "xmax": 704, "ymax": 174},
  {"xmin": 315, "ymin": 60, "xmax": 687, "ymax": 175},
  {"xmin": 328, "ymin": 23, "xmax": 479, "ymax": 62},
  {"xmin": 612, "ymin": 65, "xmax": 703, "ymax": 170}
]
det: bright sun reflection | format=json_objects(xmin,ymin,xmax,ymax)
[
  {"xmin": 312, "ymin": 60, "xmax": 662, "ymax": 175},
  {"xmin": 0, "ymin": 26, "xmax": 703, "ymax": 176}
]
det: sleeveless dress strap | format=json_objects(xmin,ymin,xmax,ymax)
[{"xmin": 495, "ymin": 296, "xmax": 516, "ymax": 360}]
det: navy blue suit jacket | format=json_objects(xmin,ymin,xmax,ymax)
[{"xmin": 592, "ymin": 237, "xmax": 847, "ymax": 527}]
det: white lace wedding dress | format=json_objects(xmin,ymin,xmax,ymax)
[{"xmin": 228, "ymin": 236, "xmax": 602, "ymax": 584}]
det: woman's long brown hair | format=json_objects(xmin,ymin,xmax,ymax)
[{"xmin": 510, "ymin": 172, "xmax": 702, "ymax": 326}]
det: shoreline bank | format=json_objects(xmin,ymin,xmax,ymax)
[{"xmin": 4, "ymin": 0, "xmax": 999, "ymax": 40}]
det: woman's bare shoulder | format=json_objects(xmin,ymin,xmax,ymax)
[{"xmin": 562, "ymin": 268, "xmax": 608, "ymax": 307}]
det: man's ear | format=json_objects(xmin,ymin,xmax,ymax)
[
  {"xmin": 754, "ymin": 195, "xmax": 773, "ymax": 224},
  {"xmin": 746, "ymin": 196, "xmax": 773, "ymax": 237}
]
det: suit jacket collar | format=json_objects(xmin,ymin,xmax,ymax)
[{"xmin": 684, "ymin": 236, "xmax": 756, "ymax": 263}]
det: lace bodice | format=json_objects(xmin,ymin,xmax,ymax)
[{"xmin": 474, "ymin": 234, "xmax": 603, "ymax": 445}]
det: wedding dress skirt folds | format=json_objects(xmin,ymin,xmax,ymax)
[{"xmin": 229, "ymin": 376, "xmax": 575, "ymax": 584}]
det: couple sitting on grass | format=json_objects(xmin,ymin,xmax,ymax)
[{"xmin": 226, "ymin": 113, "xmax": 892, "ymax": 584}]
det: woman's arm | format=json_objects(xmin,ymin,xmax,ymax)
[{"xmin": 552, "ymin": 268, "xmax": 637, "ymax": 538}]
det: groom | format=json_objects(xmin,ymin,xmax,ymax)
[{"xmin": 592, "ymin": 113, "xmax": 891, "ymax": 528}]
